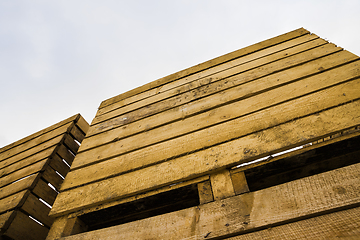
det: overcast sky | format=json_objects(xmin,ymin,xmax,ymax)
[{"xmin": 0, "ymin": 0, "xmax": 359, "ymax": 148}]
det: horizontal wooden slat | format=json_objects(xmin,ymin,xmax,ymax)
[
  {"xmin": 96, "ymin": 33, "xmax": 318, "ymax": 117},
  {"xmin": 0, "ymin": 190, "xmax": 29, "ymax": 214},
  {"xmin": 4, "ymin": 210, "xmax": 49, "ymax": 240},
  {"xmin": 0, "ymin": 135, "xmax": 64, "ymax": 170},
  {"xmin": 225, "ymin": 207, "xmax": 360, "ymax": 239},
  {"xmin": 98, "ymin": 28, "xmax": 309, "ymax": 110},
  {"xmin": 0, "ymin": 114, "xmax": 79, "ymax": 155},
  {"xmin": 0, "ymin": 160, "xmax": 46, "ymax": 188},
  {"xmin": 69, "ymin": 62, "xmax": 360, "ymax": 175},
  {"xmin": 0, "ymin": 146, "xmax": 55, "ymax": 176},
  {"xmin": 81, "ymin": 50, "xmax": 358, "ymax": 156},
  {"xmin": 58, "ymin": 162, "xmax": 360, "ymax": 239},
  {"xmin": 42, "ymin": 166, "xmax": 64, "ymax": 191},
  {"xmin": 56, "ymin": 144, "xmax": 75, "ymax": 165},
  {"xmin": 33, "ymin": 178, "xmax": 58, "ymax": 205},
  {"xmin": 21, "ymin": 193, "xmax": 53, "ymax": 227},
  {"xmin": 0, "ymin": 122, "xmax": 73, "ymax": 162},
  {"xmin": 49, "ymin": 154, "xmax": 70, "ymax": 178},
  {"xmin": 51, "ymin": 100, "xmax": 360, "ymax": 216},
  {"xmin": 0, "ymin": 174, "xmax": 38, "ymax": 200},
  {"xmin": 92, "ymin": 37, "xmax": 327, "ymax": 127}
]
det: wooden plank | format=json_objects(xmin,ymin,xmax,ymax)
[
  {"xmin": 225, "ymin": 207, "xmax": 360, "ymax": 240},
  {"xmin": 33, "ymin": 178, "xmax": 58, "ymax": 205},
  {"xmin": 0, "ymin": 190, "xmax": 29, "ymax": 214},
  {"xmin": 86, "ymin": 40, "xmax": 352, "ymax": 141},
  {"xmin": 0, "ymin": 122, "xmax": 72, "ymax": 162},
  {"xmin": 65, "ymin": 70, "xmax": 360, "ymax": 188},
  {"xmin": 69, "ymin": 125, "xmax": 85, "ymax": 143},
  {"xmin": 98, "ymin": 28, "xmax": 309, "ymax": 109},
  {"xmin": 63, "ymin": 134, "xmax": 79, "ymax": 154},
  {"xmin": 42, "ymin": 166, "xmax": 63, "ymax": 190},
  {"xmin": 75, "ymin": 115, "xmax": 89, "ymax": 135},
  {"xmin": 0, "ymin": 160, "xmax": 46, "ymax": 188},
  {"xmin": 51, "ymin": 100, "xmax": 360, "ymax": 216},
  {"xmin": 230, "ymin": 171, "xmax": 249, "ymax": 195},
  {"xmin": 97, "ymin": 33, "xmax": 318, "ymax": 117},
  {"xmin": 21, "ymin": 193, "xmax": 53, "ymax": 227},
  {"xmin": 92, "ymin": 38, "xmax": 329, "ymax": 127},
  {"xmin": 0, "ymin": 135, "xmax": 64, "ymax": 169},
  {"xmin": 49, "ymin": 154, "xmax": 70, "ymax": 178},
  {"xmin": 0, "ymin": 114, "xmax": 78, "ymax": 155},
  {"xmin": 0, "ymin": 174, "xmax": 38, "ymax": 200},
  {"xmin": 56, "ymin": 144, "xmax": 75, "ymax": 165},
  {"xmin": 4, "ymin": 210, "xmax": 48, "ymax": 240},
  {"xmin": 210, "ymin": 169, "xmax": 235, "ymax": 201},
  {"xmin": 56, "ymin": 162, "xmax": 360, "ymax": 239},
  {"xmin": 0, "ymin": 211, "xmax": 16, "ymax": 233},
  {"xmin": 198, "ymin": 181, "xmax": 214, "ymax": 204},
  {"xmin": 0, "ymin": 146, "xmax": 55, "ymax": 175}
]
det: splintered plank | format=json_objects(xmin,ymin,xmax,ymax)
[
  {"xmin": 51, "ymin": 100, "xmax": 360, "ymax": 216},
  {"xmin": 0, "ymin": 174, "xmax": 38, "ymax": 200},
  {"xmin": 0, "ymin": 122, "xmax": 73, "ymax": 162},
  {"xmin": 87, "ymin": 40, "xmax": 346, "ymax": 142},
  {"xmin": 225, "ymin": 207, "xmax": 360, "ymax": 239},
  {"xmin": 0, "ymin": 160, "xmax": 46, "ymax": 188},
  {"xmin": 0, "ymin": 146, "xmax": 56, "ymax": 175},
  {"xmin": 4, "ymin": 210, "xmax": 49, "ymax": 240},
  {"xmin": 0, "ymin": 114, "xmax": 79, "ymax": 155},
  {"xmin": 99, "ymin": 28, "xmax": 309, "ymax": 110},
  {"xmin": 67, "ymin": 63, "xmax": 360, "ymax": 180},
  {"xmin": 0, "ymin": 135, "xmax": 64, "ymax": 169},
  {"xmin": 0, "ymin": 190, "xmax": 29, "ymax": 214},
  {"xmin": 92, "ymin": 38, "xmax": 330, "ymax": 127},
  {"xmin": 56, "ymin": 162, "xmax": 360, "ymax": 239},
  {"xmin": 97, "ymin": 33, "xmax": 318, "ymax": 117}
]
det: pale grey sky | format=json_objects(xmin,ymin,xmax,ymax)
[{"xmin": 1, "ymin": 0, "xmax": 359, "ymax": 147}]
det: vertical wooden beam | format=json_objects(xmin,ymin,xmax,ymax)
[
  {"xmin": 210, "ymin": 169, "xmax": 235, "ymax": 201},
  {"xmin": 197, "ymin": 180, "xmax": 214, "ymax": 204},
  {"xmin": 46, "ymin": 216, "xmax": 88, "ymax": 240},
  {"xmin": 230, "ymin": 170, "xmax": 250, "ymax": 195}
]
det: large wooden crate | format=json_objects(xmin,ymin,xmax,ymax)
[
  {"xmin": 0, "ymin": 114, "xmax": 89, "ymax": 240},
  {"xmin": 47, "ymin": 28, "xmax": 360, "ymax": 239}
]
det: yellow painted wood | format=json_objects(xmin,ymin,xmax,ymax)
[
  {"xmin": 96, "ymin": 33, "xmax": 317, "ymax": 117},
  {"xmin": 0, "ymin": 174, "xmax": 38, "ymax": 200},
  {"xmin": 4, "ymin": 210, "xmax": 49, "ymax": 240},
  {"xmin": 65, "ymin": 67, "xmax": 360, "ymax": 186},
  {"xmin": 98, "ymin": 28, "xmax": 309, "ymax": 110},
  {"xmin": 198, "ymin": 181, "xmax": 214, "ymax": 204},
  {"xmin": 0, "ymin": 160, "xmax": 46, "ymax": 188},
  {"xmin": 0, "ymin": 114, "xmax": 79, "ymax": 155},
  {"xmin": 92, "ymin": 38, "xmax": 328, "ymax": 127},
  {"xmin": 230, "ymin": 171, "xmax": 249, "ymax": 195},
  {"xmin": 210, "ymin": 169, "xmax": 235, "ymax": 201},
  {"xmin": 0, "ymin": 190, "xmax": 29, "ymax": 214},
  {"xmin": 51, "ymin": 100, "xmax": 360, "ymax": 216},
  {"xmin": 57, "ymin": 162, "xmax": 360, "ymax": 239},
  {"xmin": 0, "ymin": 122, "xmax": 72, "ymax": 162}
]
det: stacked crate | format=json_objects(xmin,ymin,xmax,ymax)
[
  {"xmin": 0, "ymin": 114, "xmax": 88, "ymax": 240},
  {"xmin": 48, "ymin": 28, "xmax": 360, "ymax": 239}
]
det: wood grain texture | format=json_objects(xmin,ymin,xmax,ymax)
[
  {"xmin": 210, "ymin": 169, "xmax": 235, "ymax": 201},
  {"xmin": 0, "ymin": 211, "xmax": 15, "ymax": 232},
  {"xmin": 95, "ymin": 33, "xmax": 319, "ymax": 119},
  {"xmin": 0, "ymin": 174, "xmax": 38, "ymax": 200},
  {"xmin": 98, "ymin": 28, "xmax": 309, "ymax": 110},
  {"xmin": 32, "ymin": 178, "xmax": 58, "ymax": 205},
  {"xmin": 231, "ymin": 171, "xmax": 249, "ymax": 195},
  {"xmin": 21, "ymin": 193, "xmax": 53, "ymax": 227},
  {"xmin": 198, "ymin": 180, "xmax": 214, "ymax": 204},
  {"xmin": 57, "ymin": 162, "xmax": 360, "ymax": 240},
  {"xmin": 0, "ymin": 190, "xmax": 29, "ymax": 214},
  {"xmin": 51, "ymin": 100, "xmax": 360, "ymax": 216},
  {"xmin": 63, "ymin": 74, "xmax": 360, "ymax": 190}
]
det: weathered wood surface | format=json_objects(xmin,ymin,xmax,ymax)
[
  {"xmin": 225, "ymin": 207, "xmax": 360, "ymax": 240},
  {"xmin": 210, "ymin": 169, "xmax": 235, "ymax": 201},
  {"xmin": 230, "ymin": 171, "xmax": 249, "ymax": 195},
  {"xmin": 198, "ymin": 180, "xmax": 213, "ymax": 204},
  {"xmin": 33, "ymin": 178, "xmax": 58, "ymax": 205},
  {"xmin": 0, "ymin": 211, "xmax": 15, "ymax": 232},
  {"xmin": 0, "ymin": 114, "xmax": 79, "ymax": 155},
  {"xmin": 98, "ymin": 28, "xmax": 309, "ymax": 110},
  {"xmin": 90, "ymin": 38, "xmax": 331, "ymax": 133},
  {"xmin": 94, "ymin": 34, "xmax": 320, "ymax": 121},
  {"xmin": 22, "ymin": 193, "xmax": 53, "ymax": 227},
  {"xmin": 62, "ymin": 74, "xmax": 360, "ymax": 190},
  {"xmin": 58, "ymin": 162, "xmax": 360, "ymax": 240},
  {"xmin": 4, "ymin": 210, "xmax": 49, "ymax": 240},
  {"xmin": 0, "ymin": 190, "xmax": 28, "ymax": 214},
  {"xmin": 0, "ymin": 174, "xmax": 38, "ymax": 200},
  {"xmin": 84, "ymin": 41, "xmax": 351, "ymax": 149},
  {"xmin": 51, "ymin": 99, "xmax": 360, "ymax": 216}
]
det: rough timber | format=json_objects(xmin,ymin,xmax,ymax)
[{"xmin": 48, "ymin": 28, "xmax": 360, "ymax": 239}]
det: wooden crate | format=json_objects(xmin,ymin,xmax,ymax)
[
  {"xmin": 47, "ymin": 28, "xmax": 360, "ymax": 239},
  {"xmin": 0, "ymin": 114, "xmax": 89, "ymax": 240}
]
